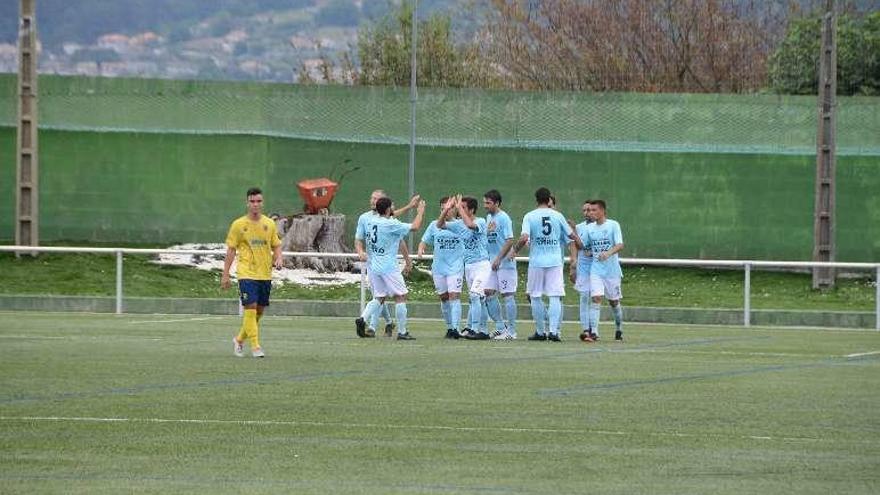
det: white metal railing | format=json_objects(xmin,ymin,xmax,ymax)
[{"xmin": 1, "ymin": 245, "xmax": 878, "ymax": 330}]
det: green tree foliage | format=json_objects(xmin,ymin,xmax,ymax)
[
  {"xmin": 355, "ymin": 1, "xmax": 492, "ymax": 88},
  {"xmin": 768, "ymin": 12, "xmax": 880, "ymax": 95}
]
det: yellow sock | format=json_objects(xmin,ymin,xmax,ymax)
[{"xmin": 243, "ymin": 308, "xmax": 260, "ymax": 349}]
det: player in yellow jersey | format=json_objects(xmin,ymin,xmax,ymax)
[{"xmin": 221, "ymin": 187, "xmax": 283, "ymax": 358}]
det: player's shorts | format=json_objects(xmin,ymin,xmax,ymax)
[
  {"xmin": 465, "ymin": 260, "xmax": 492, "ymax": 297},
  {"xmin": 369, "ymin": 270, "xmax": 408, "ymax": 298},
  {"xmin": 239, "ymin": 279, "xmax": 271, "ymax": 306},
  {"xmin": 574, "ymin": 270, "xmax": 591, "ymax": 293},
  {"xmin": 432, "ymin": 273, "xmax": 463, "ymax": 294},
  {"xmin": 485, "ymin": 268, "xmax": 518, "ymax": 294},
  {"xmin": 590, "ymin": 274, "xmax": 622, "ymax": 300},
  {"xmin": 526, "ymin": 265, "xmax": 565, "ymax": 297}
]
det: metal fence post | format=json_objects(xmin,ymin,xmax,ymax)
[
  {"xmin": 115, "ymin": 250, "xmax": 123, "ymax": 314},
  {"xmin": 875, "ymin": 266, "xmax": 879, "ymax": 331},
  {"xmin": 744, "ymin": 263, "xmax": 751, "ymax": 327}
]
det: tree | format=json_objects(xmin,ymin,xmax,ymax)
[
  {"xmin": 768, "ymin": 11, "xmax": 880, "ymax": 95},
  {"xmin": 355, "ymin": 1, "xmax": 494, "ymax": 88}
]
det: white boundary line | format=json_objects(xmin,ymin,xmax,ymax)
[
  {"xmin": 845, "ymin": 350, "xmax": 880, "ymax": 358},
  {"xmin": 127, "ymin": 316, "xmax": 225, "ymax": 325},
  {"xmin": 0, "ymin": 415, "xmax": 842, "ymax": 444}
]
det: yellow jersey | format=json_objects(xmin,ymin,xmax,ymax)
[{"xmin": 225, "ymin": 215, "xmax": 281, "ymax": 280}]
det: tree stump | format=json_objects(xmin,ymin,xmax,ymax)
[{"xmin": 281, "ymin": 213, "xmax": 353, "ymax": 273}]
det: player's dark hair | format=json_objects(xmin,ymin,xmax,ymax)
[
  {"xmin": 462, "ymin": 196, "xmax": 478, "ymax": 213},
  {"xmin": 376, "ymin": 197, "xmax": 393, "ymax": 215},
  {"xmin": 583, "ymin": 199, "xmax": 593, "ymax": 205},
  {"xmin": 246, "ymin": 187, "xmax": 262, "ymax": 198},
  {"xmin": 483, "ymin": 189, "xmax": 502, "ymax": 204},
  {"xmin": 592, "ymin": 199, "xmax": 607, "ymax": 211},
  {"xmin": 439, "ymin": 196, "xmax": 449, "ymax": 205},
  {"xmin": 535, "ymin": 187, "xmax": 551, "ymax": 205}
]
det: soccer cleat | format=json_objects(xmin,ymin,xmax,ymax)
[
  {"xmin": 355, "ymin": 317, "xmax": 366, "ymax": 338},
  {"xmin": 384, "ymin": 322, "xmax": 395, "ymax": 337},
  {"xmin": 232, "ymin": 337, "xmax": 244, "ymax": 357},
  {"xmin": 459, "ymin": 328, "xmax": 476, "ymax": 339},
  {"xmin": 465, "ymin": 332, "xmax": 490, "ymax": 340},
  {"xmin": 590, "ymin": 333, "xmax": 599, "ymax": 341},
  {"xmin": 252, "ymin": 348, "xmax": 265, "ymax": 358},
  {"xmin": 445, "ymin": 329, "xmax": 460, "ymax": 339},
  {"xmin": 491, "ymin": 331, "xmax": 515, "ymax": 341},
  {"xmin": 489, "ymin": 329, "xmax": 502, "ymax": 338},
  {"xmin": 615, "ymin": 330, "xmax": 623, "ymax": 341},
  {"xmin": 364, "ymin": 328, "xmax": 376, "ymax": 338},
  {"xmin": 527, "ymin": 333, "xmax": 547, "ymax": 341},
  {"xmin": 396, "ymin": 332, "xmax": 416, "ymax": 340},
  {"xmin": 579, "ymin": 331, "xmax": 595, "ymax": 342},
  {"xmin": 548, "ymin": 333, "xmax": 562, "ymax": 342}
]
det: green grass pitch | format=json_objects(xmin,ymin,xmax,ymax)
[{"xmin": 1, "ymin": 312, "xmax": 878, "ymax": 494}]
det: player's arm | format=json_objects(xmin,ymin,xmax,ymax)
[
  {"xmin": 355, "ymin": 238, "xmax": 367, "ymax": 262},
  {"xmin": 568, "ymin": 241, "xmax": 578, "ymax": 283},
  {"xmin": 492, "ymin": 237, "xmax": 514, "ymax": 270},
  {"xmin": 409, "ymin": 200, "xmax": 427, "ymax": 231},
  {"xmin": 399, "ymin": 240, "xmax": 413, "ymax": 274},
  {"xmin": 221, "ymin": 245, "xmax": 236, "ymax": 289},
  {"xmin": 393, "ymin": 194, "xmax": 421, "ymax": 218},
  {"xmin": 511, "ymin": 233, "xmax": 529, "ymax": 260},
  {"xmin": 436, "ymin": 196, "xmax": 456, "ymax": 230},
  {"xmin": 273, "ymin": 243, "xmax": 283, "ymax": 270},
  {"xmin": 598, "ymin": 242, "xmax": 624, "ymax": 261},
  {"xmin": 457, "ymin": 198, "xmax": 477, "ymax": 230}
]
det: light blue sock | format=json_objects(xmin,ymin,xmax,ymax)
[
  {"xmin": 381, "ymin": 303, "xmax": 393, "ymax": 324},
  {"xmin": 440, "ymin": 300, "xmax": 452, "ymax": 328},
  {"xmin": 589, "ymin": 303, "xmax": 601, "ymax": 338},
  {"xmin": 361, "ymin": 299, "xmax": 381, "ymax": 322},
  {"xmin": 503, "ymin": 295, "xmax": 517, "ymax": 336},
  {"xmin": 450, "ymin": 299, "xmax": 462, "ymax": 331},
  {"xmin": 611, "ymin": 303, "xmax": 623, "ymax": 330},
  {"xmin": 395, "ymin": 303, "xmax": 408, "ymax": 334},
  {"xmin": 369, "ymin": 303, "xmax": 381, "ymax": 330},
  {"xmin": 579, "ymin": 292, "xmax": 591, "ymax": 331},
  {"xmin": 485, "ymin": 295, "xmax": 504, "ymax": 332},
  {"xmin": 548, "ymin": 296, "xmax": 562, "ymax": 335},
  {"xmin": 480, "ymin": 299, "xmax": 489, "ymax": 332},
  {"xmin": 468, "ymin": 294, "xmax": 484, "ymax": 332},
  {"xmin": 530, "ymin": 296, "xmax": 546, "ymax": 335}
]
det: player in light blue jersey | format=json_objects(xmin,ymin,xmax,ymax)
[
  {"xmin": 584, "ymin": 199, "xmax": 625, "ymax": 341},
  {"xmin": 483, "ymin": 189, "xmax": 517, "ymax": 340},
  {"xmin": 571, "ymin": 200, "xmax": 598, "ymax": 342},
  {"xmin": 355, "ymin": 196, "xmax": 426, "ymax": 340},
  {"xmin": 418, "ymin": 196, "xmax": 465, "ymax": 339},
  {"xmin": 355, "ymin": 189, "xmax": 420, "ymax": 337},
  {"xmin": 438, "ymin": 195, "xmax": 500, "ymax": 340},
  {"xmin": 512, "ymin": 187, "xmax": 578, "ymax": 341}
]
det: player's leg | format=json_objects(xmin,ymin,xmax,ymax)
[
  {"xmin": 356, "ymin": 272, "xmax": 387, "ymax": 337},
  {"xmin": 606, "ymin": 277, "xmax": 624, "ymax": 340},
  {"xmin": 388, "ymin": 272, "xmax": 413, "ymax": 339},
  {"xmin": 499, "ymin": 269, "xmax": 518, "ymax": 339},
  {"xmin": 589, "ymin": 274, "xmax": 604, "ymax": 339},
  {"xmin": 526, "ymin": 267, "xmax": 547, "ymax": 340},
  {"xmin": 545, "ymin": 266, "xmax": 564, "ymax": 340},
  {"xmin": 465, "ymin": 262, "xmax": 491, "ymax": 339}
]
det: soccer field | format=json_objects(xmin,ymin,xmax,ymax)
[{"xmin": 1, "ymin": 313, "xmax": 878, "ymax": 494}]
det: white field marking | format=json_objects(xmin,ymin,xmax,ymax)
[
  {"xmin": 0, "ymin": 415, "xmax": 835, "ymax": 443},
  {"xmin": 845, "ymin": 351, "xmax": 880, "ymax": 358},
  {"xmin": 653, "ymin": 350, "xmax": 821, "ymax": 358},
  {"xmin": 128, "ymin": 316, "xmax": 225, "ymax": 325}
]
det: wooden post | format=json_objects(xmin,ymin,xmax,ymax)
[
  {"xmin": 16, "ymin": 0, "xmax": 39, "ymax": 256},
  {"xmin": 812, "ymin": 0, "xmax": 836, "ymax": 289}
]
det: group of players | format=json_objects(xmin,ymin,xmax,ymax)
[{"xmin": 352, "ymin": 187, "xmax": 625, "ymax": 343}]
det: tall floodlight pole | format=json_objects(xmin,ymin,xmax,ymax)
[
  {"xmin": 407, "ymin": 0, "xmax": 418, "ymax": 250},
  {"xmin": 813, "ymin": 0, "xmax": 836, "ymax": 288},
  {"xmin": 16, "ymin": 0, "xmax": 39, "ymax": 256}
]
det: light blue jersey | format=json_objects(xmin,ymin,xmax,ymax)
[
  {"xmin": 364, "ymin": 216, "xmax": 412, "ymax": 275},
  {"xmin": 421, "ymin": 220, "xmax": 465, "ymax": 276},
  {"xmin": 486, "ymin": 210, "xmax": 515, "ymax": 270},
  {"xmin": 585, "ymin": 219, "xmax": 624, "ymax": 279},
  {"xmin": 521, "ymin": 208, "xmax": 573, "ymax": 268},
  {"xmin": 575, "ymin": 221, "xmax": 594, "ymax": 279},
  {"xmin": 444, "ymin": 218, "xmax": 489, "ymax": 265},
  {"xmin": 354, "ymin": 210, "xmax": 376, "ymax": 246}
]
